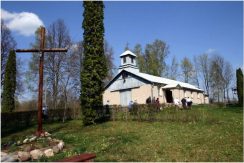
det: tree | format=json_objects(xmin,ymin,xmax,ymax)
[
  {"xmin": 27, "ymin": 20, "xmax": 72, "ymax": 109},
  {"xmin": 168, "ymin": 56, "xmax": 179, "ymax": 80},
  {"xmin": 223, "ymin": 61, "xmax": 233, "ymax": 102},
  {"xmin": 209, "ymin": 55, "xmax": 225, "ymax": 102},
  {"xmin": 59, "ymin": 41, "xmax": 83, "ymax": 122},
  {"xmin": 192, "ymin": 56, "xmax": 200, "ymax": 87},
  {"xmin": 1, "ymin": 20, "xmax": 16, "ymax": 86},
  {"xmin": 181, "ymin": 57, "xmax": 193, "ymax": 83},
  {"xmin": 144, "ymin": 39, "xmax": 168, "ymax": 76},
  {"xmin": 104, "ymin": 40, "xmax": 116, "ymax": 84},
  {"xmin": 81, "ymin": 1, "xmax": 108, "ymax": 125},
  {"xmin": 46, "ymin": 19, "xmax": 71, "ymax": 110},
  {"xmin": 236, "ymin": 68, "xmax": 243, "ymax": 106},
  {"xmin": 197, "ymin": 53, "xmax": 211, "ymax": 95},
  {"xmin": 134, "ymin": 40, "xmax": 168, "ymax": 76},
  {"xmin": 133, "ymin": 44, "xmax": 147, "ymax": 73},
  {"xmin": 2, "ymin": 50, "xmax": 16, "ymax": 112}
]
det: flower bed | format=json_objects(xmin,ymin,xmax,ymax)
[{"xmin": 1, "ymin": 132, "xmax": 64, "ymax": 162}]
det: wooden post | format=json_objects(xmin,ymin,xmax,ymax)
[
  {"xmin": 36, "ymin": 27, "xmax": 45, "ymax": 135},
  {"xmin": 15, "ymin": 26, "xmax": 68, "ymax": 136}
]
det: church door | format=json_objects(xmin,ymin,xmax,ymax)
[
  {"xmin": 165, "ymin": 89, "xmax": 173, "ymax": 103},
  {"xmin": 120, "ymin": 89, "xmax": 131, "ymax": 106}
]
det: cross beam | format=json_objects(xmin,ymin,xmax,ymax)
[
  {"xmin": 16, "ymin": 48, "xmax": 67, "ymax": 53},
  {"xmin": 15, "ymin": 26, "xmax": 68, "ymax": 136}
]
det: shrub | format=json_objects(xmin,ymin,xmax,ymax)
[
  {"xmin": 236, "ymin": 68, "xmax": 243, "ymax": 106},
  {"xmin": 108, "ymin": 104, "xmax": 220, "ymax": 124},
  {"xmin": 2, "ymin": 50, "xmax": 16, "ymax": 112}
]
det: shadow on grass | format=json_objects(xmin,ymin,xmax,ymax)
[
  {"xmin": 2, "ymin": 120, "xmax": 72, "ymax": 138},
  {"xmin": 1, "ymin": 123, "xmax": 36, "ymax": 138}
]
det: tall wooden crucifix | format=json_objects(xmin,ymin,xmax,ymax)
[{"xmin": 16, "ymin": 26, "xmax": 68, "ymax": 136}]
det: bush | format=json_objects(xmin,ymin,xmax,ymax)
[
  {"xmin": 1, "ymin": 108, "xmax": 80, "ymax": 136},
  {"xmin": 236, "ymin": 68, "xmax": 243, "ymax": 106},
  {"xmin": 108, "ymin": 104, "xmax": 220, "ymax": 124}
]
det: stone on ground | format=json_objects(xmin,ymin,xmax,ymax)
[
  {"xmin": 52, "ymin": 145, "xmax": 60, "ymax": 154},
  {"xmin": 23, "ymin": 138, "xmax": 29, "ymax": 144},
  {"xmin": 18, "ymin": 151, "xmax": 31, "ymax": 161},
  {"xmin": 44, "ymin": 149, "xmax": 54, "ymax": 157},
  {"xmin": 29, "ymin": 136, "xmax": 37, "ymax": 142},
  {"xmin": 30, "ymin": 149, "xmax": 43, "ymax": 160},
  {"xmin": 57, "ymin": 141, "xmax": 64, "ymax": 150}
]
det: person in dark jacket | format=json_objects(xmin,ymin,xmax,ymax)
[
  {"xmin": 156, "ymin": 98, "xmax": 160, "ymax": 111},
  {"xmin": 181, "ymin": 98, "xmax": 187, "ymax": 109}
]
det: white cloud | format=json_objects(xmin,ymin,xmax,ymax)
[
  {"xmin": 205, "ymin": 48, "xmax": 217, "ymax": 54},
  {"xmin": 1, "ymin": 8, "xmax": 44, "ymax": 36}
]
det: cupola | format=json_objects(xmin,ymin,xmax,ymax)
[{"xmin": 118, "ymin": 50, "xmax": 139, "ymax": 73}]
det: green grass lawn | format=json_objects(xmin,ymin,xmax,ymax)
[{"xmin": 1, "ymin": 105, "xmax": 243, "ymax": 162}]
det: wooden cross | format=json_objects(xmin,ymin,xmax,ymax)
[{"xmin": 15, "ymin": 26, "xmax": 68, "ymax": 136}]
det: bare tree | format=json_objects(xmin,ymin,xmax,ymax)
[
  {"xmin": 181, "ymin": 57, "xmax": 193, "ymax": 83},
  {"xmin": 168, "ymin": 56, "xmax": 179, "ymax": 80},
  {"xmin": 46, "ymin": 19, "xmax": 71, "ymax": 109},
  {"xmin": 1, "ymin": 20, "xmax": 16, "ymax": 86},
  {"xmin": 210, "ymin": 55, "xmax": 225, "ymax": 102},
  {"xmin": 15, "ymin": 58, "xmax": 24, "ymax": 99},
  {"xmin": 192, "ymin": 56, "xmax": 200, "ymax": 87},
  {"xmin": 104, "ymin": 40, "xmax": 116, "ymax": 83},
  {"xmin": 197, "ymin": 54, "xmax": 211, "ymax": 95},
  {"xmin": 223, "ymin": 61, "xmax": 233, "ymax": 102},
  {"xmin": 27, "ymin": 19, "xmax": 71, "ymax": 109},
  {"xmin": 57, "ymin": 41, "xmax": 83, "ymax": 121}
]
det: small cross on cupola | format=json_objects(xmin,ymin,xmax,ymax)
[{"xmin": 118, "ymin": 50, "xmax": 139, "ymax": 73}]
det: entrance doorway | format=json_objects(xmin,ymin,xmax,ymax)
[
  {"xmin": 165, "ymin": 89, "xmax": 173, "ymax": 103},
  {"xmin": 120, "ymin": 89, "xmax": 131, "ymax": 106}
]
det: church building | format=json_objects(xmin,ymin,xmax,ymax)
[{"xmin": 103, "ymin": 50, "xmax": 209, "ymax": 106}]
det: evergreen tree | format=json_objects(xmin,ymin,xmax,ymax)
[
  {"xmin": 1, "ymin": 20, "xmax": 16, "ymax": 86},
  {"xmin": 2, "ymin": 50, "xmax": 16, "ymax": 112},
  {"xmin": 81, "ymin": 1, "xmax": 108, "ymax": 125},
  {"xmin": 236, "ymin": 68, "xmax": 243, "ymax": 106}
]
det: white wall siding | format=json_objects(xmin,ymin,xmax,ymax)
[{"xmin": 107, "ymin": 74, "xmax": 148, "ymax": 91}]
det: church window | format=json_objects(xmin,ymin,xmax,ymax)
[
  {"xmin": 122, "ymin": 72, "xmax": 128, "ymax": 79},
  {"xmin": 123, "ymin": 57, "xmax": 126, "ymax": 63},
  {"xmin": 131, "ymin": 57, "xmax": 134, "ymax": 63}
]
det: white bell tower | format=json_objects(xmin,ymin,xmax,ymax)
[{"xmin": 118, "ymin": 50, "xmax": 139, "ymax": 73}]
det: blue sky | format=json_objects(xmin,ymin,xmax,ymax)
[{"xmin": 1, "ymin": 1, "xmax": 243, "ymax": 100}]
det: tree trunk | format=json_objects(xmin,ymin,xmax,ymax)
[
  {"xmin": 227, "ymin": 88, "xmax": 230, "ymax": 103},
  {"xmin": 63, "ymin": 89, "xmax": 67, "ymax": 123}
]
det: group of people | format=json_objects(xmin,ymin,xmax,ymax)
[
  {"xmin": 174, "ymin": 97, "xmax": 192, "ymax": 109},
  {"xmin": 145, "ymin": 97, "xmax": 161, "ymax": 110},
  {"xmin": 106, "ymin": 96, "xmax": 192, "ymax": 110}
]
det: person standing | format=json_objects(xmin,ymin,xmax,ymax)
[
  {"xmin": 181, "ymin": 98, "xmax": 187, "ymax": 109},
  {"xmin": 105, "ymin": 100, "xmax": 110, "ymax": 115},
  {"xmin": 42, "ymin": 105, "xmax": 48, "ymax": 120},
  {"xmin": 156, "ymin": 98, "xmax": 160, "ymax": 111},
  {"xmin": 186, "ymin": 97, "xmax": 192, "ymax": 109},
  {"xmin": 128, "ymin": 100, "xmax": 133, "ymax": 111}
]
